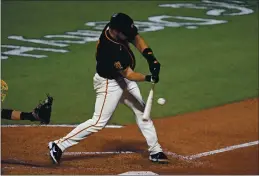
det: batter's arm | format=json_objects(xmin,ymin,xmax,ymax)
[
  {"xmin": 131, "ymin": 35, "xmax": 161, "ymax": 77},
  {"xmin": 131, "ymin": 34, "xmax": 148, "ymax": 53},
  {"xmin": 120, "ymin": 67, "xmax": 158, "ymax": 83}
]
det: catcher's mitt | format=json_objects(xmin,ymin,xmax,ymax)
[{"xmin": 32, "ymin": 94, "xmax": 54, "ymax": 124}]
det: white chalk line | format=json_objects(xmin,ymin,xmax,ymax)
[
  {"xmin": 187, "ymin": 140, "xmax": 259, "ymax": 160},
  {"xmin": 1, "ymin": 124, "xmax": 123, "ymax": 128},
  {"xmin": 62, "ymin": 151, "xmax": 186, "ymax": 161},
  {"xmin": 64, "ymin": 151, "xmax": 135, "ymax": 155},
  {"xmin": 62, "ymin": 140, "xmax": 259, "ymax": 161}
]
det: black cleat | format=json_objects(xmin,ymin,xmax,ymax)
[
  {"xmin": 48, "ymin": 142, "xmax": 62, "ymax": 164},
  {"xmin": 149, "ymin": 152, "xmax": 169, "ymax": 164},
  {"xmin": 33, "ymin": 94, "xmax": 53, "ymax": 124}
]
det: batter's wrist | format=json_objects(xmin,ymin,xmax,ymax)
[
  {"xmin": 145, "ymin": 75, "xmax": 159, "ymax": 83},
  {"xmin": 142, "ymin": 48, "xmax": 157, "ymax": 63},
  {"xmin": 145, "ymin": 75, "xmax": 151, "ymax": 82}
]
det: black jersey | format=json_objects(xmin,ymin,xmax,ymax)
[{"xmin": 95, "ymin": 23, "xmax": 137, "ymax": 79}]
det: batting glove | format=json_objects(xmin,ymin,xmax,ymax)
[
  {"xmin": 149, "ymin": 60, "xmax": 160, "ymax": 77},
  {"xmin": 145, "ymin": 75, "xmax": 159, "ymax": 83}
]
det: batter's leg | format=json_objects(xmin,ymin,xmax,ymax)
[
  {"xmin": 53, "ymin": 75, "xmax": 123, "ymax": 152},
  {"xmin": 120, "ymin": 80, "xmax": 163, "ymax": 155}
]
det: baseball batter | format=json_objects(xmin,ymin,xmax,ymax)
[{"xmin": 49, "ymin": 13, "xmax": 169, "ymax": 164}]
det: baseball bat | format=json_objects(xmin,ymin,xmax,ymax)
[{"xmin": 142, "ymin": 83, "xmax": 155, "ymax": 121}]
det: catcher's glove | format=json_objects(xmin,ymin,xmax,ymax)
[{"xmin": 32, "ymin": 94, "xmax": 53, "ymax": 124}]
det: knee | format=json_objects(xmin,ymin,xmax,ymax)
[
  {"xmin": 78, "ymin": 119, "xmax": 106, "ymax": 133},
  {"xmin": 89, "ymin": 115, "xmax": 107, "ymax": 129},
  {"xmin": 91, "ymin": 120, "xmax": 107, "ymax": 132}
]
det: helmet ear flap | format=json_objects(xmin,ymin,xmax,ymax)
[{"xmin": 123, "ymin": 25, "xmax": 138, "ymax": 41}]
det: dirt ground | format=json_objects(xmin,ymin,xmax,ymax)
[{"xmin": 1, "ymin": 98, "xmax": 258, "ymax": 175}]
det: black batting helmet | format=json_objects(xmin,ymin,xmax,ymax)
[{"xmin": 109, "ymin": 13, "xmax": 138, "ymax": 40}]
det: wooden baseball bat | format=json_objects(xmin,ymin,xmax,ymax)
[{"xmin": 142, "ymin": 83, "xmax": 155, "ymax": 121}]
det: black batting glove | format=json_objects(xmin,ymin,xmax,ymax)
[
  {"xmin": 145, "ymin": 75, "xmax": 159, "ymax": 83},
  {"xmin": 148, "ymin": 60, "xmax": 160, "ymax": 77}
]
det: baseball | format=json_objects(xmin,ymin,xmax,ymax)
[{"xmin": 157, "ymin": 98, "xmax": 166, "ymax": 105}]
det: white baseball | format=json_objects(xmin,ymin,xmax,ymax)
[{"xmin": 157, "ymin": 98, "xmax": 166, "ymax": 105}]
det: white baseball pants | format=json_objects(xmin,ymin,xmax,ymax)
[{"xmin": 54, "ymin": 73, "xmax": 163, "ymax": 155}]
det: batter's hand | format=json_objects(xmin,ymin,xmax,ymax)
[
  {"xmin": 145, "ymin": 75, "xmax": 159, "ymax": 83},
  {"xmin": 148, "ymin": 60, "xmax": 160, "ymax": 77}
]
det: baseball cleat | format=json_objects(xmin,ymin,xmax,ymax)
[
  {"xmin": 32, "ymin": 94, "xmax": 53, "ymax": 124},
  {"xmin": 149, "ymin": 152, "xmax": 169, "ymax": 164},
  {"xmin": 48, "ymin": 142, "xmax": 62, "ymax": 164}
]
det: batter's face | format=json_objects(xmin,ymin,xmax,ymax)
[
  {"xmin": 117, "ymin": 32, "xmax": 127, "ymax": 41},
  {"xmin": 110, "ymin": 29, "xmax": 128, "ymax": 41}
]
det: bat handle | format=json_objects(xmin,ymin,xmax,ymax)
[{"xmin": 151, "ymin": 82, "xmax": 155, "ymax": 89}]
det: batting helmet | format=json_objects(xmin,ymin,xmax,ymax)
[{"xmin": 109, "ymin": 13, "xmax": 138, "ymax": 41}]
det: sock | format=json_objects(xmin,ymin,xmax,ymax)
[
  {"xmin": 1, "ymin": 109, "xmax": 13, "ymax": 119},
  {"xmin": 20, "ymin": 112, "xmax": 36, "ymax": 121}
]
